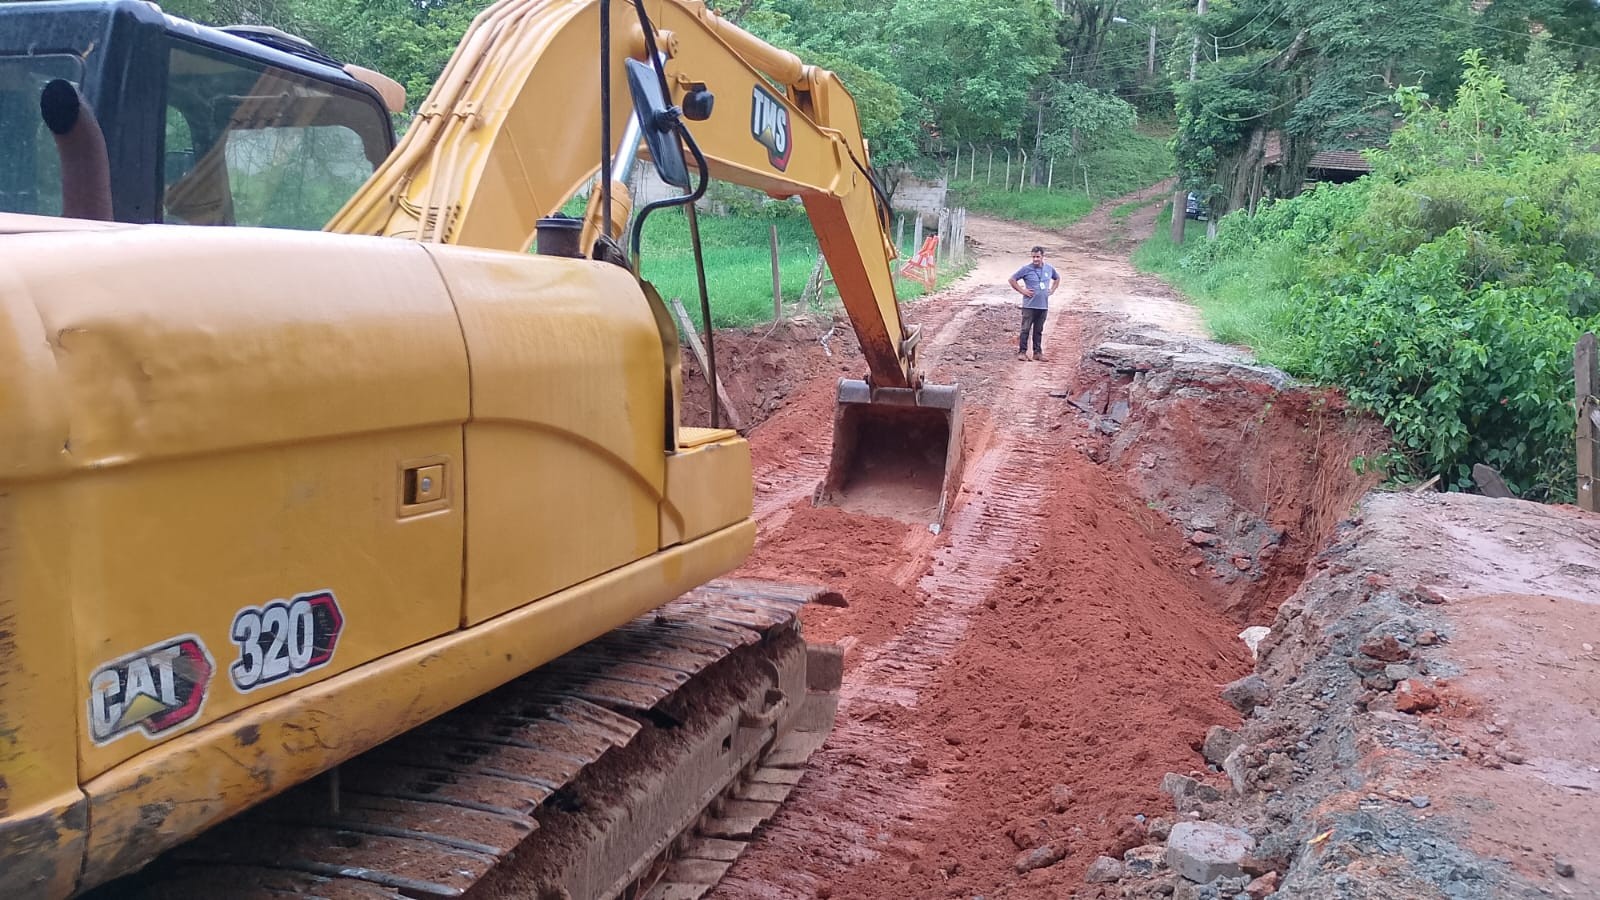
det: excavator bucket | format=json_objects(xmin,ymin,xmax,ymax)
[{"xmin": 815, "ymin": 379, "xmax": 965, "ymax": 527}]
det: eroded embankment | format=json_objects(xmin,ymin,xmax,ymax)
[{"xmin": 714, "ymin": 306, "xmax": 1394, "ymax": 899}]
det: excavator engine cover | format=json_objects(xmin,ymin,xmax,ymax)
[{"xmin": 816, "ymin": 379, "xmax": 964, "ymax": 527}]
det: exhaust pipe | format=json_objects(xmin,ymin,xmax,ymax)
[
  {"xmin": 814, "ymin": 379, "xmax": 964, "ymax": 528},
  {"xmin": 40, "ymin": 79, "xmax": 112, "ymax": 222}
]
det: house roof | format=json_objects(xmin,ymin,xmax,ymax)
[{"xmin": 1308, "ymin": 150, "xmax": 1372, "ymax": 172}]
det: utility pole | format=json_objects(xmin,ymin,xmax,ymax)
[
  {"xmin": 1148, "ymin": 25, "xmax": 1157, "ymax": 76},
  {"xmin": 1189, "ymin": 0, "xmax": 1206, "ymax": 81},
  {"xmin": 1174, "ymin": 0, "xmax": 1206, "ymax": 245}
]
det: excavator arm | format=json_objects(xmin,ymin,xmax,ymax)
[{"xmin": 327, "ymin": 0, "xmax": 964, "ymax": 521}]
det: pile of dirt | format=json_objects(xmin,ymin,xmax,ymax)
[{"xmin": 679, "ymin": 316, "xmax": 863, "ymax": 431}]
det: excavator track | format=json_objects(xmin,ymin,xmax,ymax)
[{"xmin": 104, "ymin": 580, "xmax": 843, "ymax": 900}]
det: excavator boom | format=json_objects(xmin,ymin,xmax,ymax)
[{"xmin": 328, "ymin": 0, "xmax": 965, "ymax": 523}]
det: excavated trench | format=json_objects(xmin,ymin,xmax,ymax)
[{"xmin": 695, "ymin": 203, "xmax": 1390, "ymax": 898}]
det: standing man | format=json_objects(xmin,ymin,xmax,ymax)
[{"xmin": 1008, "ymin": 246, "xmax": 1060, "ymax": 361}]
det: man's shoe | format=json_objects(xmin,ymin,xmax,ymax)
[
  {"xmin": 1033, "ymin": 352, "xmax": 1047, "ymax": 361},
  {"xmin": 1017, "ymin": 352, "xmax": 1030, "ymax": 361}
]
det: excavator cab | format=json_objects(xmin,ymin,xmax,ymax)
[{"xmin": 0, "ymin": 0, "xmax": 398, "ymax": 225}]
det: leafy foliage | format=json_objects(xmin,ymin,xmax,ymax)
[{"xmin": 1144, "ymin": 52, "xmax": 1600, "ymax": 500}]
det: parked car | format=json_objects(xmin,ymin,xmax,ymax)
[{"xmin": 1184, "ymin": 191, "xmax": 1209, "ymax": 221}]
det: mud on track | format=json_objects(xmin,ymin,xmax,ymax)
[{"xmin": 706, "ymin": 190, "xmax": 1383, "ymax": 898}]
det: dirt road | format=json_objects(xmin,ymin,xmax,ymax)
[
  {"xmin": 693, "ymin": 183, "xmax": 1599, "ymax": 900},
  {"xmin": 701, "ymin": 184, "xmax": 1266, "ymax": 898}
]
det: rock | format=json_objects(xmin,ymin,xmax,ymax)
[
  {"xmin": 1237, "ymin": 626, "xmax": 1271, "ymax": 660},
  {"xmin": 1416, "ymin": 585, "xmax": 1448, "ymax": 604},
  {"xmin": 1162, "ymin": 772, "xmax": 1199, "ymax": 799},
  {"xmin": 1124, "ymin": 844, "xmax": 1169, "ymax": 876},
  {"xmin": 1416, "ymin": 630, "xmax": 1440, "ymax": 646},
  {"xmin": 1245, "ymin": 871, "xmax": 1279, "ymax": 899},
  {"xmin": 1166, "ymin": 821, "xmax": 1256, "ymax": 884},
  {"xmin": 1411, "ymin": 795, "xmax": 1431, "ymax": 808},
  {"xmin": 1203, "ymin": 726, "xmax": 1242, "ymax": 767},
  {"xmin": 1190, "ymin": 531, "xmax": 1220, "ymax": 546},
  {"xmin": 1162, "ymin": 772, "xmax": 1221, "ymax": 809},
  {"xmin": 1222, "ymin": 745, "xmax": 1252, "ymax": 796},
  {"xmin": 1147, "ymin": 817, "xmax": 1174, "ymax": 841},
  {"xmin": 1050, "ymin": 783, "xmax": 1074, "ymax": 813},
  {"xmin": 1232, "ymin": 556, "xmax": 1253, "ymax": 571},
  {"xmin": 1221, "ymin": 674, "xmax": 1271, "ymax": 715},
  {"xmin": 1394, "ymin": 679, "xmax": 1440, "ymax": 713},
  {"xmin": 1359, "ymin": 633, "xmax": 1411, "ymax": 662},
  {"xmin": 1014, "ymin": 842, "xmax": 1068, "ymax": 873},
  {"xmin": 1384, "ymin": 663, "xmax": 1416, "ymax": 682},
  {"xmin": 1361, "ymin": 673, "xmax": 1394, "ymax": 692},
  {"xmin": 1473, "ymin": 463, "xmax": 1516, "ymax": 498},
  {"xmin": 1555, "ymin": 859, "xmax": 1575, "ymax": 878},
  {"xmin": 1084, "ymin": 855, "xmax": 1124, "ymax": 883}
]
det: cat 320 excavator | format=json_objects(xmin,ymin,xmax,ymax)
[{"xmin": 0, "ymin": 0, "xmax": 963, "ymax": 897}]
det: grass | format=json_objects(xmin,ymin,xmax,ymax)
[
  {"xmin": 946, "ymin": 128, "xmax": 1175, "ymax": 230},
  {"xmin": 1131, "ymin": 202, "xmax": 1302, "ymax": 365},
  {"xmin": 632, "ymin": 207, "xmax": 966, "ymax": 328},
  {"xmin": 947, "ymin": 182, "xmax": 1095, "ymax": 229},
  {"xmin": 1110, "ymin": 197, "xmax": 1149, "ymax": 220}
]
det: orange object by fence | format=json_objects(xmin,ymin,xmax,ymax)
[{"xmin": 897, "ymin": 235, "xmax": 938, "ymax": 289}]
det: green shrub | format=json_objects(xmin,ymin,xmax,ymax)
[{"xmin": 1136, "ymin": 53, "xmax": 1600, "ymax": 500}]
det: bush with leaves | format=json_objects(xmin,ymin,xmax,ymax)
[{"xmin": 1154, "ymin": 49, "xmax": 1600, "ymax": 500}]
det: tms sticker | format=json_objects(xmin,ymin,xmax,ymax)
[
  {"xmin": 750, "ymin": 85, "xmax": 791, "ymax": 171},
  {"xmin": 88, "ymin": 635, "xmax": 214, "ymax": 745},
  {"xmin": 229, "ymin": 590, "xmax": 344, "ymax": 692}
]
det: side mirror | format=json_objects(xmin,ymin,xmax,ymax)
[{"xmin": 624, "ymin": 58, "xmax": 690, "ymax": 189}]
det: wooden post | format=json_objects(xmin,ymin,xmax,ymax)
[
  {"xmin": 953, "ymin": 144, "xmax": 961, "ymax": 183},
  {"xmin": 987, "ymin": 147, "xmax": 993, "ymax": 184},
  {"xmin": 1047, "ymin": 157, "xmax": 1055, "ymax": 192},
  {"xmin": 969, "ymin": 143, "xmax": 977, "ymax": 180},
  {"xmin": 769, "ymin": 224, "xmax": 782, "ymax": 322},
  {"xmin": 1018, "ymin": 150, "xmax": 1029, "ymax": 191},
  {"xmin": 670, "ymin": 297, "xmax": 743, "ymax": 431},
  {"xmin": 896, "ymin": 214, "xmax": 905, "ymax": 252},
  {"xmin": 937, "ymin": 208, "xmax": 950, "ymax": 263},
  {"xmin": 1579, "ymin": 332, "xmax": 1598, "ymax": 512},
  {"xmin": 1003, "ymin": 149, "xmax": 1011, "ymax": 192},
  {"xmin": 1170, "ymin": 190, "xmax": 1187, "ymax": 244},
  {"xmin": 913, "ymin": 215, "xmax": 924, "ymax": 257}
]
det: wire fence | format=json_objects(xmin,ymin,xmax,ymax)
[{"xmin": 934, "ymin": 143, "xmax": 1101, "ymax": 196}]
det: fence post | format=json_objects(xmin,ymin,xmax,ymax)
[
  {"xmin": 1019, "ymin": 150, "xmax": 1029, "ymax": 192},
  {"xmin": 769, "ymin": 224, "xmax": 782, "ymax": 322},
  {"xmin": 1003, "ymin": 149, "xmax": 1012, "ymax": 192},
  {"xmin": 969, "ymin": 143, "xmax": 977, "ymax": 180},
  {"xmin": 953, "ymin": 145, "xmax": 961, "ymax": 184},
  {"xmin": 912, "ymin": 215, "xmax": 924, "ymax": 260},
  {"xmin": 896, "ymin": 214, "xmax": 905, "ymax": 253},
  {"xmin": 986, "ymin": 147, "xmax": 994, "ymax": 185},
  {"xmin": 937, "ymin": 207, "xmax": 950, "ymax": 263},
  {"xmin": 1047, "ymin": 157, "xmax": 1054, "ymax": 192},
  {"xmin": 1579, "ymin": 332, "xmax": 1599, "ymax": 512}
]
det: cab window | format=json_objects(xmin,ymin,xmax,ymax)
[
  {"xmin": 0, "ymin": 54, "xmax": 85, "ymax": 216},
  {"xmin": 162, "ymin": 42, "xmax": 389, "ymax": 228}
]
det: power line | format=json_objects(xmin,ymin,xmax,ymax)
[{"xmin": 1413, "ymin": 8, "xmax": 1600, "ymax": 54}]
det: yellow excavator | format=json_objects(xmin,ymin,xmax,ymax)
[{"xmin": 0, "ymin": 1, "xmax": 963, "ymax": 897}]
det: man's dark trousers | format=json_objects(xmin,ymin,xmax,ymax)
[{"xmin": 1019, "ymin": 307, "xmax": 1046, "ymax": 354}]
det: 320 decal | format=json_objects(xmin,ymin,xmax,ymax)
[{"xmin": 229, "ymin": 590, "xmax": 345, "ymax": 692}]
